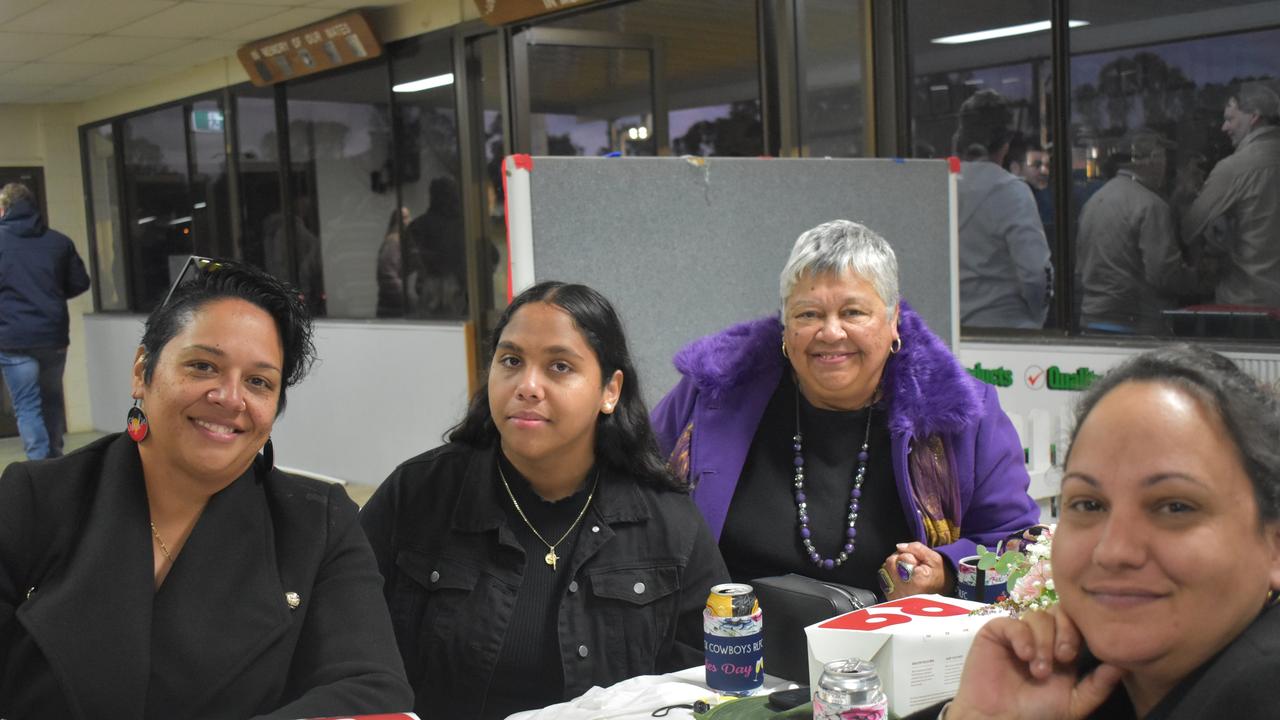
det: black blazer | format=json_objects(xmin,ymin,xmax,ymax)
[
  {"xmin": 905, "ymin": 603, "xmax": 1280, "ymax": 719},
  {"xmin": 0, "ymin": 433, "xmax": 412, "ymax": 720}
]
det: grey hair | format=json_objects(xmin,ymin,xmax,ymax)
[
  {"xmin": 1233, "ymin": 81, "xmax": 1280, "ymax": 126},
  {"xmin": 1066, "ymin": 345, "xmax": 1280, "ymax": 524},
  {"xmin": 779, "ymin": 220, "xmax": 900, "ymax": 318},
  {"xmin": 0, "ymin": 182, "xmax": 35, "ymax": 212}
]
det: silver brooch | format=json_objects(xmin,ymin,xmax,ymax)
[{"xmin": 285, "ymin": 591, "xmax": 301, "ymax": 609}]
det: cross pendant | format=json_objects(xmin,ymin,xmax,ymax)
[{"xmin": 545, "ymin": 549, "xmax": 559, "ymax": 570}]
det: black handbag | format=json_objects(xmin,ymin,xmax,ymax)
[{"xmin": 751, "ymin": 573, "xmax": 880, "ymax": 682}]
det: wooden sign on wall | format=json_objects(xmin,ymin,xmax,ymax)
[
  {"xmin": 473, "ymin": 0, "xmax": 604, "ymax": 26},
  {"xmin": 237, "ymin": 11, "xmax": 382, "ymax": 87}
]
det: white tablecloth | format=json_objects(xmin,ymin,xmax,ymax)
[{"xmin": 506, "ymin": 667, "xmax": 796, "ymax": 720}]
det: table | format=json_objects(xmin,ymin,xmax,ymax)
[{"xmin": 506, "ymin": 667, "xmax": 797, "ymax": 720}]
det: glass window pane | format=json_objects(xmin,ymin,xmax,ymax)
[
  {"xmin": 85, "ymin": 123, "xmax": 126, "ymax": 311},
  {"xmin": 543, "ymin": 0, "xmax": 762, "ymax": 157},
  {"xmin": 799, "ymin": 0, "xmax": 871, "ymax": 157},
  {"xmin": 390, "ymin": 34, "xmax": 467, "ymax": 319},
  {"xmin": 122, "ymin": 106, "xmax": 193, "ymax": 311},
  {"xmin": 908, "ymin": 0, "xmax": 1056, "ymax": 331},
  {"xmin": 235, "ymin": 86, "xmax": 286, "ymax": 281},
  {"xmin": 284, "ymin": 62, "xmax": 397, "ymax": 319},
  {"xmin": 1069, "ymin": 1, "xmax": 1280, "ymax": 340},
  {"xmin": 189, "ymin": 99, "xmax": 232, "ymax": 260},
  {"xmin": 528, "ymin": 45, "xmax": 654, "ymax": 157}
]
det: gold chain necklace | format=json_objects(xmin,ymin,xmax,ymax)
[
  {"xmin": 497, "ymin": 460, "xmax": 598, "ymax": 571},
  {"xmin": 150, "ymin": 521, "xmax": 173, "ymax": 561}
]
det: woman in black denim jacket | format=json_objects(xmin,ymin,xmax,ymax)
[{"xmin": 360, "ymin": 281, "xmax": 728, "ymax": 719}]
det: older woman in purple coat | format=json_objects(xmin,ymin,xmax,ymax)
[{"xmin": 652, "ymin": 220, "xmax": 1038, "ymax": 599}]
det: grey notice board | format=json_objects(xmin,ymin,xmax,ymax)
[{"xmin": 506, "ymin": 156, "xmax": 957, "ymax": 406}]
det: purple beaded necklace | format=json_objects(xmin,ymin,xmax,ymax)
[{"xmin": 793, "ymin": 387, "xmax": 874, "ymax": 570}]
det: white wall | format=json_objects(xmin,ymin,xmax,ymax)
[{"xmin": 84, "ymin": 314, "xmax": 471, "ymax": 486}]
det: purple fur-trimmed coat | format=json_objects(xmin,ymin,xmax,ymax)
[{"xmin": 650, "ymin": 303, "xmax": 1038, "ymax": 572}]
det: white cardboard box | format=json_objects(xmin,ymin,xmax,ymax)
[{"xmin": 804, "ymin": 595, "xmax": 999, "ymax": 716}]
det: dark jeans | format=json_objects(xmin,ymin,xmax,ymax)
[{"xmin": 0, "ymin": 347, "xmax": 68, "ymax": 460}]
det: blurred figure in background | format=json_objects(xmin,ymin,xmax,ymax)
[
  {"xmin": 1007, "ymin": 135, "xmax": 1055, "ymax": 239},
  {"xmin": 954, "ymin": 90, "xmax": 1054, "ymax": 329},
  {"xmin": 406, "ymin": 177, "xmax": 467, "ymax": 317},
  {"xmin": 1181, "ymin": 81, "xmax": 1280, "ymax": 307},
  {"xmin": 0, "ymin": 182, "xmax": 90, "ymax": 460},
  {"xmin": 1076, "ymin": 129, "xmax": 1200, "ymax": 335},
  {"xmin": 376, "ymin": 206, "xmax": 410, "ymax": 318}
]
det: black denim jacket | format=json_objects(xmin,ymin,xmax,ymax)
[{"xmin": 359, "ymin": 443, "xmax": 729, "ymax": 718}]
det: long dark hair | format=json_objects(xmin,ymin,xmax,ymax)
[
  {"xmin": 449, "ymin": 281, "xmax": 683, "ymax": 491},
  {"xmin": 1067, "ymin": 344, "xmax": 1280, "ymax": 523}
]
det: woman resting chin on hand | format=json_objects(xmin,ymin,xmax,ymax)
[
  {"xmin": 917, "ymin": 345, "xmax": 1280, "ymax": 720},
  {"xmin": 945, "ymin": 608, "xmax": 1124, "ymax": 720}
]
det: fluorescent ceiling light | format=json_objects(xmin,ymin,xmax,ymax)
[
  {"xmin": 392, "ymin": 73, "xmax": 454, "ymax": 93},
  {"xmin": 932, "ymin": 19, "xmax": 1087, "ymax": 45}
]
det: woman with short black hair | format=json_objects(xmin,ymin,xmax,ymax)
[{"xmin": 0, "ymin": 259, "xmax": 412, "ymax": 719}]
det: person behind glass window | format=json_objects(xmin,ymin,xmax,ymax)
[
  {"xmin": 376, "ymin": 206, "xmax": 410, "ymax": 318},
  {"xmin": 910, "ymin": 345, "xmax": 1280, "ymax": 719},
  {"xmin": 0, "ymin": 259, "xmax": 412, "ymax": 718},
  {"xmin": 0, "ymin": 181, "xmax": 90, "ymax": 460},
  {"xmin": 405, "ymin": 177, "xmax": 467, "ymax": 317},
  {"xmin": 1008, "ymin": 138, "xmax": 1055, "ymax": 237},
  {"xmin": 1076, "ymin": 129, "xmax": 1200, "ymax": 335},
  {"xmin": 651, "ymin": 220, "xmax": 1038, "ymax": 602},
  {"xmin": 954, "ymin": 90, "xmax": 1054, "ymax": 329},
  {"xmin": 360, "ymin": 281, "xmax": 728, "ymax": 719},
  {"xmin": 1181, "ymin": 81, "xmax": 1280, "ymax": 307}
]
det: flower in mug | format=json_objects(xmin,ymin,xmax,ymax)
[
  {"xmin": 1011, "ymin": 561, "xmax": 1050, "ymax": 602},
  {"xmin": 971, "ymin": 524, "xmax": 1057, "ymax": 616}
]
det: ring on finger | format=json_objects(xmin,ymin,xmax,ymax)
[
  {"xmin": 896, "ymin": 560, "xmax": 915, "ymax": 583},
  {"xmin": 877, "ymin": 567, "xmax": 895, "ymax": 596}
]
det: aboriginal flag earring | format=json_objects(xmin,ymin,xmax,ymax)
[{"xmin": 126, "ymin": 400, "xmax": 149, "ymax": 442}]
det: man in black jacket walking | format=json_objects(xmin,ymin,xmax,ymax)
[{"xmin": 0, "ymin": 183, "xmax": 90, "ymax": 459}]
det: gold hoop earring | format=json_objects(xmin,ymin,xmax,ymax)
[
  {"xmin": 781, "ymin": 340, "xmax": 789, "ymax": 358},
  {"xmin": 890, "ymin": 337, "xmax": 902, "ymax": 354}
]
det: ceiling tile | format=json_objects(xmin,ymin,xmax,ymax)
[
  {"xmin": 0, "ymin": 83, "xmax": 50, "ymax": 103},
  {"xmin": 305, "ymin": 0, "xmax": 402, "ymax": 7},
  {"xmin": 31, "ymin": 83, "xmax": 107, "ymax": 103},
  {"xmin": 0, "ymin": 32, "xmax": 90, "ymax": 63},
  {"xmin": 124, "ymin": 2, "xmax": 291, "ymax": 39},
  {"xmin": 7, "ymin": 0, "xmax": 179, "ymax": 35},
  {"xmin": 188, "ymin": 0, "xmax": 314, "ymax": 5},
  {"xmin": 132, "ymin": 38, "xmax": 240, "ymax": 68},
  {"xmin": 42, "ymin": 35, "xmax": 188, "ymax": 64},
  {"xmin": 216, "ymin": 7, "xmax": 340, "ymax": 40},
  {"xmin": 0, "ymin": 0, "xmax": 48, "ymax": 25},
  {"xmin": 1, "ymin": 62, "xmax": 117, "ymax": 85},
  {"xmin": 78, "ymin": 64, "xmax": 171, "ymax": 87}
]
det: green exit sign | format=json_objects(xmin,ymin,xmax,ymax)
[{"xmin": 191, "ymin": 109, "xmax": 225, "ymax": 133}]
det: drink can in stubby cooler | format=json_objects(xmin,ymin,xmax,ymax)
[
  {"xmin": 703, "ymin": 583, "xmax": 764, "ymax": 695},
  {"xmin": 813, "ymin": 658, "xmax": 887, "ymax": 720}
]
